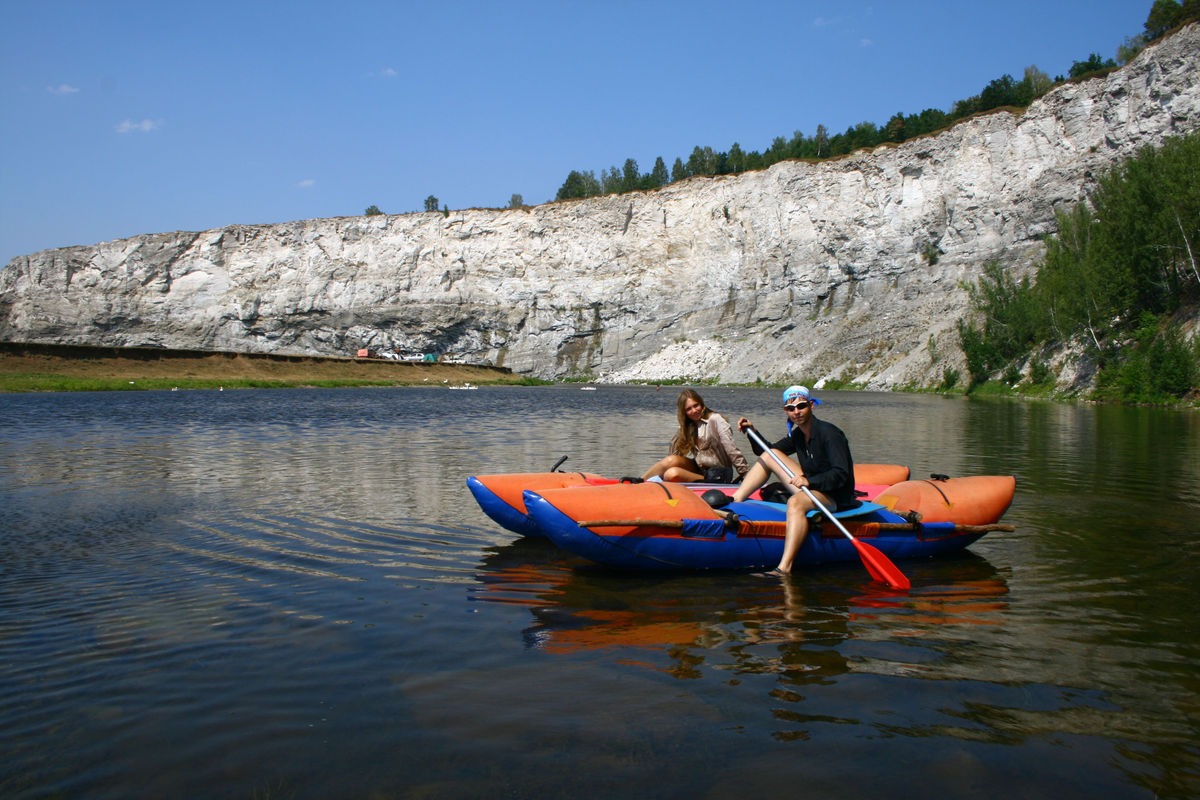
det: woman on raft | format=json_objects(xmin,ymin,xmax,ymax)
[{"xmin": 641, "ymin": 389, "xmax": 750, "ymax": 483}]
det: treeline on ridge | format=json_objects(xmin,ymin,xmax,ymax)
[{"xmin": 554, "ymin": 1, "xmax": 1200, "ymax": 201}]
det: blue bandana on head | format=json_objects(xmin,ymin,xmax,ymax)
[
  {"xmin": 782, "ymin": 385, "xmax": 821, "ymax": 406},
  {"xmin": 782, "ymin": 385, "xmax": 821, "ymax": 435}
]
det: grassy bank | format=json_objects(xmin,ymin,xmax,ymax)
[{"xmin": 0, "ymin": 343, "xmax": 537, "ymax": 392}]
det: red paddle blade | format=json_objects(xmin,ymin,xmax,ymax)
[{"xmin": 851, "ymin": 539, "xmax": 911, "ymax": 591}]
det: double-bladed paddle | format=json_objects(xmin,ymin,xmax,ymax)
[{"xmin": 744, "ymin": 425, "xmax": 910, "ymax": 591}]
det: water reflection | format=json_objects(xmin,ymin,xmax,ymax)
[
  {"xmin": 473, "ymin": 541, "xmax": 1009, "ymax": 661},
  {"xmin": 2, "ymin": 386, "xmax": 1198, "ymax": 799},
  {"xmin": 467, "ymin": 530, "xmax": 1198, "ymax": 796}
]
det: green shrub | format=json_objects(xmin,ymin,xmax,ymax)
[
  {"xmin": 1029, "ymin": 359, "xmax": 1052, "ymax": 385},
  {"xmin": 1094, "ymin": 318, "xmax": 1198, "ymax": 403},
  {"xmin": 923, "ymin": 241, "xmax": 941, "ymax": 265}
]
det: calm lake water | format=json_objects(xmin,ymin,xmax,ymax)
[{"xmin": 1, "ymin": 385, "xmax": 1197, "ymax": 799}]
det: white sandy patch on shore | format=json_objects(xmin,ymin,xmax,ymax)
[{"xmin": 598, "ymin": 339, "xmax": 731, "ymax": 384}]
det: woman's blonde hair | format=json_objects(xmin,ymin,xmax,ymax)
[{"xmin": 670, "ymin": 389, "xmax": 712, "ymax": 456}]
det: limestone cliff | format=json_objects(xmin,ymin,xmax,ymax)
[{"xmin": 2, "ymin": 25, "xmax": 1198, "ymax": 387}]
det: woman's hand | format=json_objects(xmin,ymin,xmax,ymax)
[
  {"xmin": 737, "ymin": 417, "xmax": 752, "ymax": 433},
  {"xmin": 789, "ymin": 475, "xmax": 809, "ymax": 489}
]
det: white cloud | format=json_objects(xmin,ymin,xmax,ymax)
[
  {"xmin": 381, "ymin": 67, "xmax": 398, "ymax": 78},
  {"xmin": 860, "ymin": 38, "xmax": 874, "ymax": 47},
  {"xmin": 47, "ymin": 84, "xmax": 80, "ymax": 95},
  {"xmin": 115, "ymin": 119, "xmax": 160, "ymax": 134},
  {"xmin": 296, "ymin": 179, "xmax": 316, "ymax": 188}
]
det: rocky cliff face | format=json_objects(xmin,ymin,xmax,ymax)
[{"xmin": 2, "ymin": 25, "xmax": 1198, "ymax": 386}]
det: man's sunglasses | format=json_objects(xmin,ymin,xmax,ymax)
[{"xmin": 783, "ymin": 402, "xmax": 810, "ymax": 412}]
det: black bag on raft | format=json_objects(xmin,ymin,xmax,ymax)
[
  {"xmin": 759, "ymin": 483, "xmax": 791, "ymax": 504},
  {"xmin": 703, "ymin": 466, "xmax": 734, "ymax": 483}
]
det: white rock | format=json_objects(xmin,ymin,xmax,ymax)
[{"xmin": 2, "ymin": 26, "xmax": 1198, "ymax": 390}]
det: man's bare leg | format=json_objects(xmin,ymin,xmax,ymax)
[{"xmin": 776, "ymin": 489, "xmax": 834, "ymax": 574}]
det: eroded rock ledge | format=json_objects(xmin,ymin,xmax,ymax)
[{"xmin": 2, "ymin": 25, "xmax": 1198, "ymax": 388}]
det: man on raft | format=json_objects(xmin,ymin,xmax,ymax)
[{"xmin": 730, "ymin": 385, "xmax": 856, "ymax": 575}]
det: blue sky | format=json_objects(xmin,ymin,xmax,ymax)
[{"xmin": 1, "ymin": 0, "xmax": 1151, "ymax": 266}]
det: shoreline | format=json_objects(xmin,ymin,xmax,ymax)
[
  {"xmin": 0, "ymin": 342, "xmax": 532, "ymax": 392},
  {"xmin": 3, "ymin": 342, "xmax": 1194, "ymax": 408}
]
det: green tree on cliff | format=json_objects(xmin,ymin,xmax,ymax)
[
  {"xmin": 555, "ymin": 170, "xmax": 601, "ymax": 200},
  {"xmin": 1143, "ymin": 0, "xmax": 1200, "ymax": 38},
  {"xmin": 1068, "ymin": 53, "xmax": 1117, "ymax": 78},
  {"xmin": 648, "ymin": 157, "xmax": 670, "ymax": 188},
  {"xmin": 621, "ymin": 159, "xmax": 640, "ymax": 193}
]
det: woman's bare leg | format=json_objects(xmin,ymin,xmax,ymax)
[{"xmin": 642, "ymin": 454, "xmax": 699, "ymax": 481}]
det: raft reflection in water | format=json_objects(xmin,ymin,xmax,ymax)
[{"xmin": 470, "ymin": 537, "xmax": 1010, "ymax": 666}]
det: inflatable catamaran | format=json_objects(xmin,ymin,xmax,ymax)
[{"xmin": 467, "ymin": 464, "xmax": 1015, "ymax": 573}]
